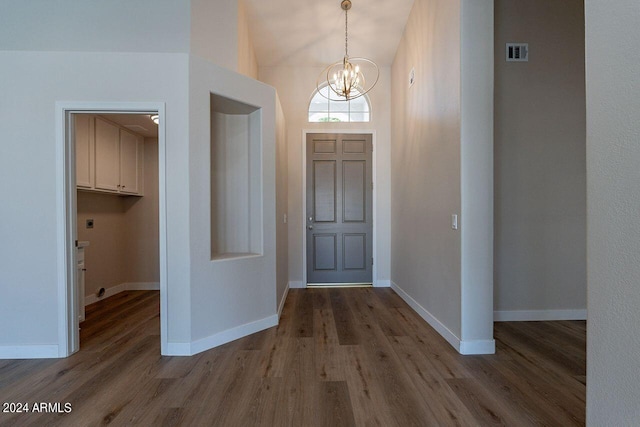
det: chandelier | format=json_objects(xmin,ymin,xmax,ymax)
[{"xmin": 317, "ymin": 0, "xmax": 379, "ymax": 101}]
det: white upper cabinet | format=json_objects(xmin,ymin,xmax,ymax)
[
  {"xmin": 76, "ymin": 115, "xmax": 144, "ymax": 196},
  {"xmin": 119, "ymin": 129, "xmax": 142, "ymax": 195},
  {"xmin": 74, "ymin": 115, "xmax": 94, "ymax": 189},
  {"xmin": 95, "ymin": 117, "xmax": 120, "ymax": 192}
]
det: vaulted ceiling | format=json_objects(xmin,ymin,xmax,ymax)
[{"xmin": 243, "ymin": 0, "xmax": 415, "ymax": 67}]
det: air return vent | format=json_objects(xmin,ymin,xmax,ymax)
[{"xmin": 506, "ymin": 43, "xmax": 529, "ymax": 62}]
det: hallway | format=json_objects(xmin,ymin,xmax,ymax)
[{"xmin": 0, "ymin": 289, "xmax": 585, "ymax": 426}]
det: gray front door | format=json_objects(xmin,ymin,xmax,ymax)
[{"xmin": 306, "ymin": 133, "xmax": 373, "ymax": 284}]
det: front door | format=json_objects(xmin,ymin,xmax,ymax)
[{"xmin": 306, "ymin": 133, "xmax": 373, "ymax": 284}]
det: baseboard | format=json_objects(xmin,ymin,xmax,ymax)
[
  {"xmin": 459, "ymin": 339, "xmax": 495, "ymax": 355},
  {"xmin": 391, "ymin": 282, "xmax": 496, "ymax": 355},
  {"xmin": 84, "ymin": 283, "xmax": 126, "ymax": 305},
  {"xmin": 289, "ymin": 281, "xmax": 305, "ymax": 289},
  {"xmin": 84, "ymin": 282, "xmax": 160, "ymax": 306},
  {"xmin": 278, "ymin": 283, "xmax": 290, "ymax": 319},
  {"xmin": 494, "ymin": 309, "xmax": 587, "ymax": 322},
  {"xmin": 390, "ymin": 281, "xmax": 462, "ymax": 353},
  {"xmin": 124, "ymin": 282, "xmax": 160, "ymax": 291},
  {"xmin": 164, "ymin": 342, "xmax": 191, "ymax": 357},
  {"xmin": 374, "ymin": 279, "xmax": 391, "ymax": 288},
  {"xmin": 0, "ymin": 345, "xmax": 59, "ymax": 359},
  {"xmin": 189, "ymin": 314, "xmax": 279, "ymax": 356}
]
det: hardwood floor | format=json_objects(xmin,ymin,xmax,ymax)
[{"xmin": 0, "ymin": 289, "xmax": 586, "ymax": 426}]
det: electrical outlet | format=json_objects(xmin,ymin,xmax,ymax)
[{"xmin": 86, "ymin": 219, "xmax": 94, "ymax": 229}]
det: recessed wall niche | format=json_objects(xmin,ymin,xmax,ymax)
[{"xmin": 210, "ymin": 93, "xmax": 262, "ymax": 260}]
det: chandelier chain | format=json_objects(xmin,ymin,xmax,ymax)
[{"xmin": 345, "ymin": 7, "xmax": 348, "ymax": 57}]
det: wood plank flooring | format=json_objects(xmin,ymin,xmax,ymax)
[{"xmin": 0, "ymin": 289, "xmax": 586, "ymax": 426}]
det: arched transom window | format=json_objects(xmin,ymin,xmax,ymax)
[{"xmin": 308, "ymin": 85, "xmax": 371, "ymax": 123}]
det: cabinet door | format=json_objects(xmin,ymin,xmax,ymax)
[
  {"xmin": 75, "ymin": 115, "xmax": 94, "ymax": 189},
  {"xmin": 94, "ymin": 118, "xmax": 120, "ymax": 192},
  {"xmin": 119, "ymin": 129, "xmax": 141, "ymax": 194}
]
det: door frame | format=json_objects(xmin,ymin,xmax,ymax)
[
  {"xmin": 55, "ymin": 102, "xmax": 167, "ymax": 357},
  {"xmin": 302, "ymin": 129, "xmax": 377, "ymax": 287}
]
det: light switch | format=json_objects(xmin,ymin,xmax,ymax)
[{"xmin": 451, "ymin": 214, "xmax": 458, "ymax": 230}]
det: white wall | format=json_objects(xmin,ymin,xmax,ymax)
[
  {"xmin": 0, "ymin": 0, "xmax": 190, "ymax": 53},
  {"xmin": 390, "ymin": 0, "xmax": 494, "ymax": 354},
  {"xmin": 275, "ymin": 95, "xmax": 289, "ymax": 311},
  {"xmin": 391, "ymin": 0, "xmax": 463, "ymax": 340},
  {"xmin": 0, "ymin": 52, "xmax": 191, "ymax": 356},
  {"xmin": 190, "ymin": 0, "xmax": 237, "ymax": 71},
  {"xmin": 190, "ymin": 0, "xmax": 258, "ymax": 79},
  {"xmin": 210, "ymin": 112, "xmax": 255, "ymax": 255},
  {"xmin": 77, "ymin": 192, "xmax": 129, "ymax": 297},
  {"xmin": 238, "ymin": 0, "xmax": 259, "ymax": 79},
  {"xmin": 586, "ymin": 0, "xmax": 640, "ymax": 424},
  {"xmin": 124, "ymin": 139, "xmax": 160, "ymax": 284},
  {"xmin": 258, "ymin": 66, "xmax": 392, "ymax": 287},
  {"xmin": 460, "ymin": 0, "xmax": 494, "ymax": 350},
  {"xmin": 494, "ymin": 0, "xmax": 586, "ymax": 319},
  {"xmin": 188, "ymin": 56, "xmax": 278, "ymax": 352}
]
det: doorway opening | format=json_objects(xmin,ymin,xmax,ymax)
[{"xmin": 57, "ymin": 103, "xmax": 167, "ymax": 357}]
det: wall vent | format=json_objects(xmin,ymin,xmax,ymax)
[{"xmin": 506, "ymin": 43, "xmax": 529, "ymax": 62}]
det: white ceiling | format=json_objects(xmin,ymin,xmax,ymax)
[
  {"xmin": 100, "ymin": 114, "xmax": 158, "ymax": 138},
  {"xmin": 243, "ymin": 0, "xmax": 415, "ymax": 67}
]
